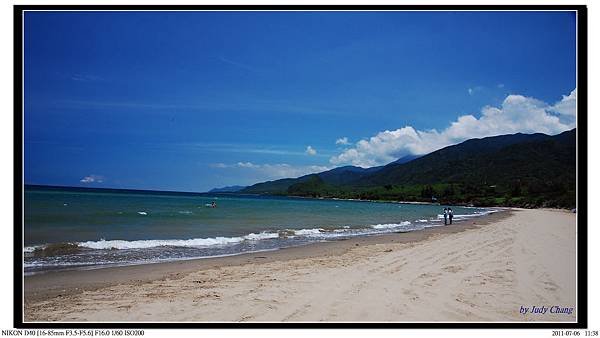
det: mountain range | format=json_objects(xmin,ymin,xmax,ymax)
[
  {"xmin": 230, "ymin": 129, "xmax": 576, "ymax": 208},
  {"xmin": 208, "ymin": 185, "xmax": 247, "ymax": 193}
]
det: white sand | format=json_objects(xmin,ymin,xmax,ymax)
[{"xmin": 25, "ymin": 209, "xmax": 576, "ymax": 322}]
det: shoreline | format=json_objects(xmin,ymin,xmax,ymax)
[
  {"xmin": 24, "ymin": 208, "xmax": 576, "ymax": 322},
  {"xmin": 24, "ymin": 210, "xmax": 508, "ymax": 304},
  {"xmin": 279, "ymin": 194, "xmax": 442, "ymax": 205},
  {"xmin": 24, "ymin": 206, "xmax": 502, "ymax": 276},
  {"xmin": 212, "ymin": 192, "xmax": 577, "ymax": 209}
]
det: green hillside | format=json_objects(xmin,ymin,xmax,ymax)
[{"xmin": 241, "ymin": 129, "xmax": 576, "ymax": 208}]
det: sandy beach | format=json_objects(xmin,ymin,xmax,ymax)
[{"xmin": 23, "ymin": 208, "xmax": 576, "ymax": 322}]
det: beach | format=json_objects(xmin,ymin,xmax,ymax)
[{"xmin": 24, "ymin": 208, "xmax": 576, "ymax": 322}]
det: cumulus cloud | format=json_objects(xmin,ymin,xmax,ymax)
[
  {"xmin": 211, "ymin": 162, "xmax": 332, "ymax": 180},
  {"xmin": 330, "ymin": 90, "xmax": 577, "ymax": 168},
  {"xmin": 80, "ymin": 175, "xmax": 104, "ymax": 183},
  {"xmin": 305, "ymin": 146, "xmax": 317, "ymax": 156},
  {"xmin": 335, "ymin": 137, "xmax": 350, "ymax": 145},
  {"xmin": 550, "ymin": 88, "xmax": 576, "ymax": 117}
]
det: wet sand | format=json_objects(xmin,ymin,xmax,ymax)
[{"xmin": 23, "ymin": 209, "xmax": 577, "ymax": 322}]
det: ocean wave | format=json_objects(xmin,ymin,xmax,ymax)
[
  {"xmin": 371, "ymin": 221, "xmax": 411, "ymax": 229},
  {"xmin": 25, "ymin": 243, "xmax": 82, "ymax": 257},
  {"xmin": 244, "ymin": 232, "xmax": 279, "ymax": 241},
  {"xmin": 22, "ymin": 221, "xmax": 414, "ymax": 253},
  {"xmin": 24, "ymin": 245, "xmax": 41, "ymax": 253},
  {"xmin": 24, "ymin": 231, "xmax": 283, "ymax": 253},
  {"xmin": 24, "ymin": 210, "xmax": 497, "ymax": 255},
  {"xmin": 293, "ymin": 228, "xmax": 324, "ymax": 236},
  {"xmin": 77, "ymin": 237, "xmax": 244, "ymax": 250}
]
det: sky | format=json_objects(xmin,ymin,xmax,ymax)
[{"xmin": 24, "ymin": 11, "xmax": 577, "ymax": 192}]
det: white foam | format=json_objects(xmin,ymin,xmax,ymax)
[
  {"xmin": 23, "ymin": 245, "xmax": 42, "ymax": 253},
  {"xmin": 371, "ymin": 221, "xmax": 411, "ymax": 229},
  {"xmin": 24, "ymin": 261, "xmax": 106, "ymax": 268},
  {"xmin": 78, "ymin": 236, "xmax": 245, "ymax": 250},
  {"xmin": 294, "ymin": 228, "xmax": 324, "ymax": 236},
  {"xmin": 452, "ymin": 210, "xmax": 496, "ymax": 220},
  {"xmin": 25, "ymin": 209, "xmax": 498, "ymax": 254},
  {"xmin": 286, "ymin": 227, "xmax": 357, "ymax": 238},
  {"xmin": 24, "ymin": 248, "xmax": 283, "ymax": 275},
  {"xmin": 73, "ymin": 231, "xmax": 284, "ymax": 250},
  {"xmin": 437, "ymin": 211, "xmax": 493, "ymax": 220},
  {"xmin": 423, "ymin": 222, "xmax": 445, "ymax": 228},
  {"xmin": 243, "ymin": 232, "xmax": 279, "ymax": 241}
]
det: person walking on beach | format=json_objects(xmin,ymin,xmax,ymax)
[
  {"xmin": 443, "ymin": 208, "xmax": 448, "ymax": 225},
  {"xmin": 448, "ymin": 208, "xmax": 454, "ymax": 225}
]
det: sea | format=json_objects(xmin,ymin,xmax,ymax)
[{"xmin": 23, "ymin": 185, "xmax": 496, "ymax": 274}]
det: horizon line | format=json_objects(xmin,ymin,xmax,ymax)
[{"xmin": 23, "ymin": 183, "xmax": 225, "ymax": 195}]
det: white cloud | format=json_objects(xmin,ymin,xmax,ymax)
[
  {"xmin": 550, "ymin": 88, "xmax": 576, "ymax": 117},
  {"xmin": 330, "ymin": 90, "xmax": 576, "ymax": 168},
  {"xmin": 236, "ymin": 161, "xmax": 259, "ymax": 168},
  {"xmin": 468, "ymin": 88, "xmax": 474, "ymax": 95},
  {"xmin": 335, "ymin": 137, "xmax": 350, "ymax": 145},
  {"xmin": 257, "ymin": 163, "xmax": 330, "ymax": 179},
  {"xmin": 80, "ymin": 175, "xmax": 104, "ymax": 183},
  {"xmin": 497, "ymin": 83, "xmax": 505, "ymax": 88},
  {"xmin": 211, "ymin": 162, "xmax": 332, "ymax": 180},
  {"xmin": 305, "ymin": 145, "xmax": 317, "ymax": 156}
]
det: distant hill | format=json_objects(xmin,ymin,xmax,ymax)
[
  {"xmin": 241, "ymin": 165, "xmax": 384, "ymax": 194},
  {"xmin": 208, "ymin": 185, "xmax": 247, "ymax": 193},
  {"xmin": 240, "ymin": 177, "xmax": 310, "ymax": 195},
  {"xmin": 241, "ymin": 129, "xmax": 576, "ymax": 208},
  {"xmin": 392, "ymin": 154, "xmax": 421, "ymax": 164},
  {"xmin": 351, "ymin": 131, "xmax": 559, "ymax": 187},
  {"xmin": 314, "ymin": 165, "xmax": 384, "ymax": 186}
]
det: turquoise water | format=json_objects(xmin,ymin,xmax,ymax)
[{"xmin": 24, "ymin": 186, "xmax": 493, "ymax": 273}]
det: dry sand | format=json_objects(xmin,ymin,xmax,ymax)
[{"xmin": 23, "ymin": 208, "xmax": 576, "ymax": 322}]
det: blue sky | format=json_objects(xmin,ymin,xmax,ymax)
[{"xmin": 24, "ymin": 11, "xmax": 577, "ymax": 192}]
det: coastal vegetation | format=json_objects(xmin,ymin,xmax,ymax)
[{"xmin": 241, "ymin": 129, "xmax": 576, "ymax": 209}]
